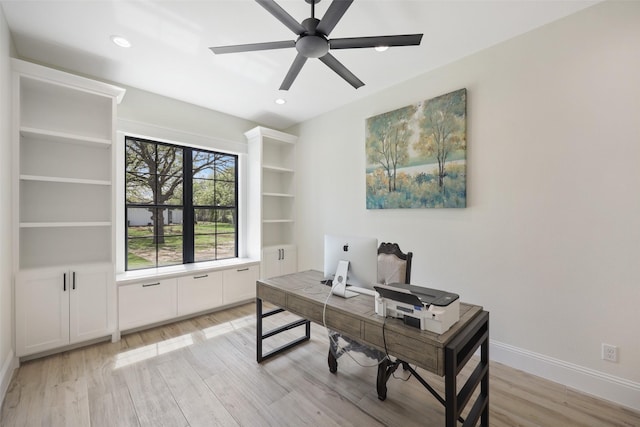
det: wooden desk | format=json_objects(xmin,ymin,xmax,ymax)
[{"xmin": 256, "ymin": 270, "xmax": 489, "ymax": 427}]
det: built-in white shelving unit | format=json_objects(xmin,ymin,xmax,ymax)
[
  {"xmin": 12, "ymin": 59, "xmax": 125, "ymax": 357},
  {"xmin": 246, "ymin": 126, "xmax": 298, "ymax": 279}
]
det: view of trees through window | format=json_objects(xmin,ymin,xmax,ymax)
[{"xmin": 125, "ymin": 136, "xmax": 238, "ymax": 270}]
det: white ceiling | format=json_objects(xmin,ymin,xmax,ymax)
[{"xmin": 1, "ymin": 0, "xmax": 598, "ymax": 129}]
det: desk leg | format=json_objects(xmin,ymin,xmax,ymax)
[
  {"xmin": 445, "ymin": 311, "xmax": 490, "ymax": 427},
  {"xmin": 256, "ymin": 297, "xmax": 311, "ymax": 363},
  {"xmin": 256, "ymin": 297, "xmax": 264, "ymax": 363},
  {"xmin": 445, "ymin": 355, "xmax": 457, "ymax": 427}
]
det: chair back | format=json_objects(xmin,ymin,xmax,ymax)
[{"xmin": 377, "ymin": 242, "xmax": 413, "ymax": 285}]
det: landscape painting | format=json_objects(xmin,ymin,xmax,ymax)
[{"xmin": 365, "ymin": 88, "xmax": 467, "ymax": 209}]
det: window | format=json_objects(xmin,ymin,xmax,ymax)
[{"xmin": 125, "ymin": 136, "xmax": 238, "ymax": 270}]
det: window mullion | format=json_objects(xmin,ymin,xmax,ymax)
[{"xmin": 183, "ymin": 148, "xmax": 194, "ymax": 263}]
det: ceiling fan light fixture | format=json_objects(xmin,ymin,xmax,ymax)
[
  {"xmin": 296, "ymin": 35, "xmax": 329, "ymax": 58},
  {"xmin": 374, "ymin": 45, "xmax": 389, "ymax": 52},
  {"xmin": 111, "ymin": 35, "xmax": 131, "ymax": 48}
]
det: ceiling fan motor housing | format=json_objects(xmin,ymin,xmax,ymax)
[{"xmin": 297, "ymin": 17, "xmax": 329, "ymax": 58}]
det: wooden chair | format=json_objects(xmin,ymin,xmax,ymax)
[
  {"xmin": 327, "ymin": 242, "xmax": 413, "ymax": 375},
  {"xmin": 376, "ymin": 242, "xmax": 413, "ymax": 285}
]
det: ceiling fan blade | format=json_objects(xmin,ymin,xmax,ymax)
[
  {"xmin": 210, "ymin": 40, "xmax": 295, "ymax": 55},
  {"xmin": 256, "ymin": 0, "xmax": 306, "ymax": 35},
  {"xmin": 280, "ymin": 53, "xmax": 308, "ymax": 91},
  {"xmin": 319, "ymin": 53, "xmax": 364, "ymax": 89},
  {"xmin": 316, "ymin": 0, "xmax": 353, "ymax": 36},
  {"xmin": 330, "ymin": 34, "xmax": 423, "ymax": 50}
]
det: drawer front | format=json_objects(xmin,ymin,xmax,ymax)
[
  {"xmin": 177, "ymin": 271, "xmax": 223, "ymax": 316},
  {"xmin": 286, "ymin": 294, "xmax": 323, "ymax": 324},
  {"xmin": 257, "ymin": 284, "xmax": 286, "ymax": 307},
  {"xmin": 363, "ymin": 322, "xmax": 440, "ymax": 373},
  {"xmin": 119, "ymin": 279, "xmax": 177, "ymax": 330},
  {"xmin": 324, "ymin": 308, "xmax": 362, "ymax": 339},
  {"xmin": 223, "ymin": 265, "xmax": 259, "ymax": 304}
]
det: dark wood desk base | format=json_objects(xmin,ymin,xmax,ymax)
[{"xmin": 255, "ymin": 272, "xmax": 489, "ymax": 427}]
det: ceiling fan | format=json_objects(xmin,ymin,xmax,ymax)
[{"xmin": 209, "ymin": 0, "xmax": 423, "ymax": 90}]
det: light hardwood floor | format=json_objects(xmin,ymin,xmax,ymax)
[{"xmin": 2, "ymin": 302, "xmax": 639, "ymax": 426}]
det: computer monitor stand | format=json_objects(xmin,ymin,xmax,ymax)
[{"xmin": 332, "ymin": 260, "xmax": 358, "ymax": 298}]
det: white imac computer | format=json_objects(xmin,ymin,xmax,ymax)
[{"xmin": 323, "ymin": 234, "xmax": 378, "ymax": 298}]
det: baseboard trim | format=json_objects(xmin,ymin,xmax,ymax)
[
  {"xmin": 491, "ymin": 340, "xmax": 640, "ymax": 412},
  {"xmin": 0, "ymin": 349, "xmax": 18, "ymax": 404}
]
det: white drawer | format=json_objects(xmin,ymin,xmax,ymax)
[
  {"xmin": 223, "ymin": 265, "xmax": 259, "ymax": 304},
  {"xmin": 118, "ymin": 278, "xmax": 177, "ymax": 330},
  {"xmin": 177, "ymin": 271, "xmax": 223, "ymax": 316}
]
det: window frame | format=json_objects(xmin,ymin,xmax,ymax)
[{"xmin": 124, "ymin": 135, "xmax": 239, "ymax": 271}]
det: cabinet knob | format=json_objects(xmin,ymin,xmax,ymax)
[
  {"xmin": 72, "ymin": 272, "xmax": 76, "ymax": 290},
  {"xmin": 237, "ymin": 268, "xmax": 249, "ymax": 272},
  {"xmin": 63, "ymin": 273, "xmax": 66, "ymax": 292},
  {"xmin": 193, "ymin": 274, "xmax": 208, "ymax": 279}
]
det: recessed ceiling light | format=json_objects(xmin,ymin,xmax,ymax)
[
  {"xmin": 374, "ymin": 46, "xmax": 389, "ymax": 52},
  {"xmin": 275, "ymin": 98, "xmax": 286, "ymax": 105},
  {"xmin": 111, "ymin": 35, "xmax": 131, "ymax": 48}
]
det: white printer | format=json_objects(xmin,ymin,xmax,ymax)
[{"xmin": 374, "ymin": 283, "xmax": 460, "ymax": 334}]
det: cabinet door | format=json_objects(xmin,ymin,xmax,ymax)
[
  {"xmin": 69, "ymin": 264, "xmax": 113, "ymax": 344},
  {"xmin": 118, "ymin": 279, "xmax": 177, "ymax": 331},
  {"xmin": 223, "ymin": 265, "xmax": 259, "ymax": 304},
  {"xmin": 261, "ymin": 247, "xmax": 281, "ymax": 279},
  {"xmin": 280, "ymin": 246, "xmax": 297, "ymax": 276},
  {"xmin": 177, "ymin": 271, "xmax": 223, "ymax": 316},
  {"xmin": 16, "ymin": 268, "xmax": 70, "ymax": 356},
  {"xmin": 262, "ymin": 246, "xmax": 297, "ymax": 279}
]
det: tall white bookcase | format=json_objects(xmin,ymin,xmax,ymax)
[
  {"xmin": 245, "ymin": 126, "xmax": 298, "ymax": 279},
  {"xmin": 12, "ymin": 59, "xmax": 125, "ymax": 357}
]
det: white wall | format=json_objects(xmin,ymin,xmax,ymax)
[
  {"xmin": 292, "ymin": 1, "xmax": 640, "ymax": 409},
  {"xmin": 117, "ymin": 85, "xmax": 258, "ymax": 144},
  {"xmin": 0, "ymin": 4, "xmax": 18, "ymax": 401}
]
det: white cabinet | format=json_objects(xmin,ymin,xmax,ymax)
[
  {"xmin": 246, "ymin": 127, "xmax": 298, "ymax": 279},
  {"xmin": 16, "ymin": 264, "xmax": 114, "ymax": 357},
  {"xmin": 177, "ymin": 272, "xmax": 223, "ymax": 316},
  {"xmin": 12, "ymin": 59, "xmax": 125, "ymax": 269},
  {"xmin": 12, "ymin": 60, "xmax": 123, "ymax": 357},
  {"xmin": 223, "ymin": 265, "xmax": 259, "ymax": 304},
  {"xmin": 118, "ymin": 279, "xmax": 177, "ymax": 331},
  {"xmin": 262, "ymin": 246, "xmax": 297, "ymax": 279},
  {"xmin": 117, "ymin": 262, "xmax": 259, "ymax": 333}
]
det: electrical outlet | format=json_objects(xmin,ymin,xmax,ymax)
[{"xmin": 602, "ymin": 343, "xmax": 618, "ymax": 362}]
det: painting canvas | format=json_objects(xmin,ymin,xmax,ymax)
[{"xmin": 366, "ymin": 88, "xmax": 467, "ymax": 209}]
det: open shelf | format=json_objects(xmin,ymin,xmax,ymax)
[
  {"xmin": 20, "ymin": 221, "xmax": 111, "ymax": 228},
  {"xmin": 13, "ymin": 59, "xmax": 124, "ymax": 271},
  {"xmin": 20, "ymin": 175, "xmax": 111, "ymax": 186},
  {"xmin": 263, "ymin": 192, "xmax": 294, "ymax": 198},
  {"xmin": 20, "ymin": 126, "xmax": 112, "ymax": 148},
  {"xmin": 263, "ymin": 164, "xmax": 294, "ymax": 173}
]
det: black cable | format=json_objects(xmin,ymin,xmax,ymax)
[{"xmin": 382, "ymin": 315, "xmax": 414, "ymax": 381}]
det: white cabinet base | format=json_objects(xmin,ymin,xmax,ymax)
[
  {"xmin": 15, "ymin": 263, "xmax": 114, "ymax": 357},
  {"xmin": 117, "ymin": 261, "xmax": 259, "ymax": 335}
]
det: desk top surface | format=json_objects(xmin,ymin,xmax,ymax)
[{"xmin": 257, "ymin": 270, "xmax": 484, "ymax": 349}]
